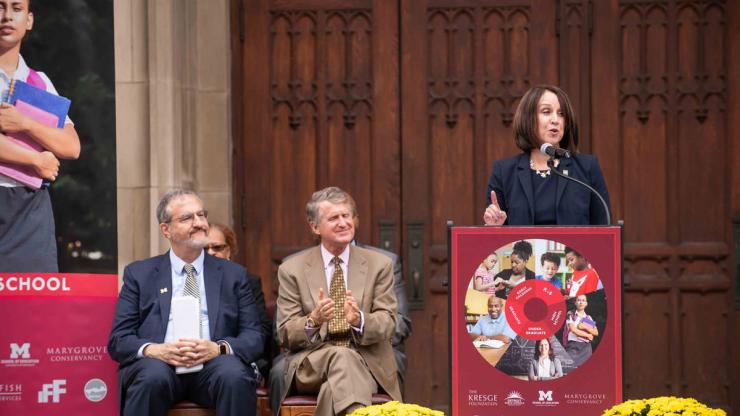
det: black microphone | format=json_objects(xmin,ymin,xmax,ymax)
[{"xmin": 540, "ymin": 143, "xmax": 571, "ymax": 159}]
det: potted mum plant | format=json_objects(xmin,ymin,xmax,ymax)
[
  {"xmin": 349, "ymin": 401, "xmax": 444, "ymax": 416},
  {"xmin": 602, "ymin": 396, "xmax": 726, "ymax": 416}
]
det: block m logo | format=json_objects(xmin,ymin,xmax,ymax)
[
  {"xmin": 538, "ymin": 390, "xmax": 553, "ymax": 401},
  {"xmin": 10, "ymin": 343, "xmax": 30, "ymax": 359}
]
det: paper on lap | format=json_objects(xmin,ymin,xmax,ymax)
[{"xmin": 172, "ymin": 296, "xmax": 203, "ymax": 374}]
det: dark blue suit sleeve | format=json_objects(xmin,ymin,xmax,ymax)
[
  {"xmin": 246, "ymin": 275, "xmax": 272, "ymax": 344},
  {"xmin": 246, "ymin": 273, "xmax": 274, "ymax": 375},
  {"xmin": 222, "ymin": 270, "xmax": 265, "ymax": 366},
  {"xmin": 108, "ymin": 265, "xmax": 150, "ymax": 367}
]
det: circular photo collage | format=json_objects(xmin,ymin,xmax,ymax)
[{"xmin": 463, "ymin": 239, "xmax": 607, "ymax": 381}]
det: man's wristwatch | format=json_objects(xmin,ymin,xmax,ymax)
[
  {"xmin": 306, "ymin": 316, "xmax": 318, "ymax": 328},
  {"xmin": 217, "ymin": 341, "xmax": 228, "ymax": 355}
]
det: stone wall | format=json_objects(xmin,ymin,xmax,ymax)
[{"xmin": 114, "ymin": 0, "xmax": 233, "ymax": 276}]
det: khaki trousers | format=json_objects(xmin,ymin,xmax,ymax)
[{"xmin": 295, "ymin": 345, "xmax": 378, "ymax": 415}]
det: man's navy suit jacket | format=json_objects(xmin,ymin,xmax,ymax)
[
  {"xmin": 108, "ymin": 252, "xmax": 265, "ymax": 368},
  {"xmin": 486, "ymin": 152, "xmax": 611, "ymax": 225}
]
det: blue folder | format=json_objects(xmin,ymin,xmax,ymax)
[{"xmin": 6, "ymin": 79, "xmax": 70, "ymax": 128}]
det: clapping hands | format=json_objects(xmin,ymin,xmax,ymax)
[
  {"xmin": 343, "ymin": 290, "xmax": 361, "ymax": 327},
  {"xmin": 310, "ymin": 288, "xmax": 335, "ymax": 325},
  {"xmin": 309, "ymin": 288, "xmax": 361, "ymax": 327}
]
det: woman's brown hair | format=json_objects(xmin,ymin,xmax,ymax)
[
  {"xmin": 211, "ymin": 223, "xmax": 237, "ymax": 254},
  {"xmin": 512, "ymin": 85, "xmax": 579, "ymax": 154}
]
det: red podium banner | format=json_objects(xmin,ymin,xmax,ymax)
[
  {"xmin": 450, "ymin": 227, "xmax": 622, "ymax": 415},
  {"xmin": 0, "ymin": 273, "xmax": 119, "ymax": 415}
]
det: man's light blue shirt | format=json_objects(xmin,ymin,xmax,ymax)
[
  {"xmin": 166, "ymin": 250, "xmax": 210, "ymax": 342},
  {"xmin": 136, "ymin": 250, "xmax": 210, "ymax": 357},
  {"xmin": 470, "ymin": 313, "xmax": 516, "ymax": 339}
]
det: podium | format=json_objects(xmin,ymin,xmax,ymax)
[{"xmin": 449, "ymin": 226, "xmax": 622, "ymax": 415}]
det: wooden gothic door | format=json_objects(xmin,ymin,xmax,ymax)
[
  {"xmin": 233, "ymin": 0, "xmax": 561, "ymax": 411},
  {"xmin": 589, "ymin": 0, "xmax": 736, "ymax": 410},
  {"xmin": 233, "ymin": 0, "xmax": 738, "ymax": 412},
  {"xmin": 232, "ymin": 0, "xmax": 401, "ymax": 298},
  {"xmin": 399, "ymin": 0, "xmax": 560, "ymax": 410}
]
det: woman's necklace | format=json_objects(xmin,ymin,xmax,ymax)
[{"xmin": 530, "ymin": 158, "xmax": 558, "ymax": 178}]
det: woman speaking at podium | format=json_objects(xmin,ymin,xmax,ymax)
[{"xmin": 482, "ymin": 85, "xmax": 610, "ymax": 226}]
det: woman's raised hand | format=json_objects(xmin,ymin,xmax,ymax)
[{"xmin": 483, "ymin": 191, "xmax": 507, "ymax": 225}]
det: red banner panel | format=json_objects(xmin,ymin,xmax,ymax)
[
  {"xmin": 0, "ymin": 273, "xmax": 118, "ymax": 415},
  {"xmin": 450, "ymin": 227, "xmax": 622, "ymax": 415}
]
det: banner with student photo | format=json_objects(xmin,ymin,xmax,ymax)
[
  {"xmin": 0, "ymin": 2, "xmax": 117, "ymax": 415},
  {"xmin": 449, "ymin": 226, "xmax": 622, "ymax": 415}
]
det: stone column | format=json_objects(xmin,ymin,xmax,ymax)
[{"xmin": 114, "ymin": 0, "xmax": 232, "ymax": 277}]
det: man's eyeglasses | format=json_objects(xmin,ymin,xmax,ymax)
[
  {"xmin": 207, "ymin": 244, "xmax": 228, "ymax": 253},
  {"xmin": 169, "ymin": 210, "xmax": 208, "ymax": 225}
]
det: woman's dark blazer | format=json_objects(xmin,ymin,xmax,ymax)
[{"xmin": 486, "ymin": 153, "xmax": 611, "ymax": 225}]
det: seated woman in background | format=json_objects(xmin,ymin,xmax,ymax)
[
  {"xmin": 493, "ymin": 241, "xmax": 535, "ymax": 299},
  {"xmin": 536, "ymin": 252, "xmax": 563, "ymax": 291},
  {"xmin": 473, "ymin": 253, "xmax": 498, "ymax": 294},
  {"xmin": 528, "ymin": 338, "xmax": 563, "ymax": 381},
  {"xmin": 206, "ymin": 222, "xmax": 236, "ymax": 260},
  {"xmin": 563, "ymin": 294, "xmax": 598, "ymax": 367},
  {"xmin": 207, "ymin": 222, "xmax": 273, "ymax": 379}
]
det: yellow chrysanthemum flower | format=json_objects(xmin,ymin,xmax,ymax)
[
  {"xmin": 348, "ymin": 401, "xmax": 445, "ymax": 416},
  {"xmin": 602, "ymin": 397, "xmax": 726, "ymax": 416}
]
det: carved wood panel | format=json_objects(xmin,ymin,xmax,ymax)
[
  {"xmin": 237, "ymin": 0, "xmax": 399, "ymax": 300},
  {"xmin": 623, "ymin": 292, "xmax": 672, "ymax": 397},
  {"xmin": 270, "ymin": 7, "xmax": 375, "ymax": 246},
  {"xmin": 680, "ymin": 292, "xmax": 729, "ymax": 402},
  {"xmin": 615, "ymin": 0, "xmax": 732, "ymax": 409},
  {"xmin": 558, "ymin": 0, "xmax": 593, "ymax": 150},
  {"xmin": 401, "ymin": 1, "xmax": 559, "ymax": 410}
]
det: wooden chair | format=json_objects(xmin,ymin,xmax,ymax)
[
  {"xmin": 167, "ymin": 386, "xmax": 271, "ymax": 416},
  {"xmin": 167, "ymin": 296, "xmax": 277, "ymax": 416},
  {"xmin": 279, "ymin": 393, "xmax": 393, "ymax": 416},
  {"xmin": 257, "ymin": 386, "xmax": 273, "ymax": 416},
  {"xmin": 167, "ymin": 401, "xmax": 215, "ymax": 416}
]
